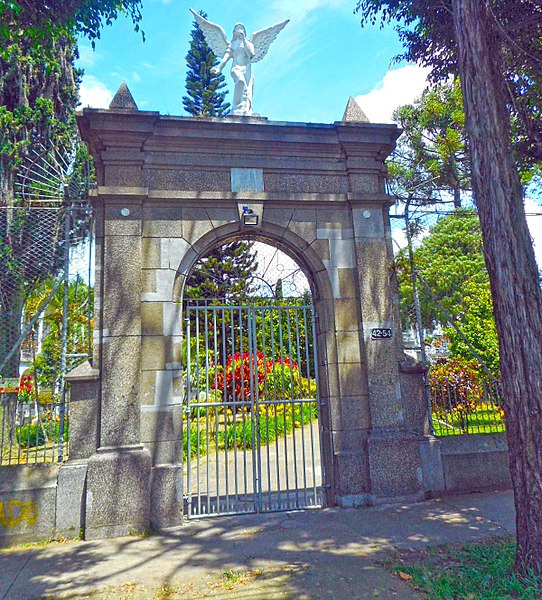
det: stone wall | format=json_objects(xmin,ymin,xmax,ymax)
[
  {"xmin": 439, "ymin": 433, "xmax": 511, "ymax": 493},
  {"xmin": 0, "ymin": 465, "xmax": 58, "ymax": 545}
]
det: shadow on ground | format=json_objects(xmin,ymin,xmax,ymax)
[{"xmin": 0, "ymin": 490, "xmax": 514, "ymax": 599}]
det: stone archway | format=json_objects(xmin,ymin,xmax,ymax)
[{"xmin": 72, "ymin": 109, "xmax": 431, "ymax": 538}]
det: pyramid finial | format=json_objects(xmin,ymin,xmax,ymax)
[
  {"xmin": 109, "ymin": 82, "xmax": 138, "ymax": 110},
  {"xmin": 342, "ymin": 96, "xmax": 369, "ymax": 123}
]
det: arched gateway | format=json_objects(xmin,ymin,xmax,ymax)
[
  {"xmin": 182, "ymin": 239, "xmax": 323, "ymax": 517},
  {"xmin": 72, "ymin": 102, "xmax": 432, "ymax": 538}
]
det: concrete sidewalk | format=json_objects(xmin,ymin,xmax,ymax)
[{"xmin": 0, "ymin": 490, "xmax": 515, "ymax": 599}]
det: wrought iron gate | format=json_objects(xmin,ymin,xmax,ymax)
[{"xmin": 183, "ymin": 300, "xmax": 323, "ymax": 517}]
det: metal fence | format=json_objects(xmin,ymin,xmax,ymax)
[
  {"xmin": 0, "ymin": 391, "xmax": 69, "ymax": 466},
  {"xmin": 389, "ymin": 198, "xmax": 530, "ymax": 436},
  {"xmin": 430, "ymin": 377, "xmax": 505, "ymax": 436}
]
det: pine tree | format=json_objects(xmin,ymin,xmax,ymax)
[
  {"xmin": 185, "ymin": 241, "xmax": 257, "ymax": 301},
  {"xmin": 182, "ymin": 10, "xmax": 230, "ymax": 117},
  {"xmin": 390, "ymin": 79, "xmax": 470, "ymax": 208}
]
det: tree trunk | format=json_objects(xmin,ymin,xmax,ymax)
[
  {"xmin": 452, "ymin": 0, "xmax": 542, "ymax": 575},
  {"xmin": 452, "ymin": 185, "xmax": 461, "ymax": 209}
]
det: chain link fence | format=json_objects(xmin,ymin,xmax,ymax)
[{"xmin": 0, "ymin": 203, "xmax": 93, "ymax": 465}]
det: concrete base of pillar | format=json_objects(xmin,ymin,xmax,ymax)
[
  {"xmin": 419, "ymin": 435, "xmax": 445, "ymax": 495},
  {"xmin": 332, "ymin": 448, "xmax": 370, "ymax": 500},
  {"xmin": 150, "ymin": 464, "xmax": 183, "ymax": 528},
  {"xmin": 335, "ymin": 493, "xmax": 373, "ymax": 508},
  {"xmin": 55, "ymin": 461, "xmax": 88, "ymax": 538},
  {"xmin": 367, "ymin": 430, "xmax": 424, "ymax": 502},
  {"xmin": 85, "ymin": 445, "xmax": 151, "ymax": 540}
]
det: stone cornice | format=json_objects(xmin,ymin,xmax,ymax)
[
  {"xmin": 90, "ymin": 187, "xmax": 395, "ymax": 207},
  {"xmin": 77, "ymin": 109, "xmax": 399, "ymax": 178}
]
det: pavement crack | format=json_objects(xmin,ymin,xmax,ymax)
[{"xmin": 1, "ymin": 551, "xmax": 33, "ymax": 600}]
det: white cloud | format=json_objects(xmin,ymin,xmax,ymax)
[
  {"xmin": 78, "ymin": 75, "xmax": 113, "ymax": 109},
  {"xmin": 525, "ymin": 198, "xmax": 542, "ymax": 269},
  {"xmin": 140, "ymin": 61, "xmax": 157, "ymax": 72},
  {"xmin": 355, "ymin": 64, "xmax": 431, "ymax": 123}
]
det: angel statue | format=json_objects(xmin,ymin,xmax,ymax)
[{"xmin": 189, "ymin": 9, "xmax": 289, "ymax": 117}]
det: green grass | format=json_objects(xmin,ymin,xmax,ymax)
[
  {"xmin": 183, "ymin": 401, "xmax": 317, "ymax": 460},
  {"xmin": 391, "ymin": 537, "xmax": 542, "ymax": 599},
  {"xmin": 222, "ymin": 570, "xmax": 242, "ymax": 583},
  {"xmin": 433, "ymin": 405, "xmax": 505, "ymax": 436}
]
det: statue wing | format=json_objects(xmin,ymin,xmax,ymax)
[
  {"xmin": 189, "ymin": 8, "xmax": 229, "ymax": 58},
  {"xmin": 250, "ymin": 19, "xmax": 290, "ymax": 63}
]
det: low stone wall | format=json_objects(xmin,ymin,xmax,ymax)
[
  {"xmin": 439, "ymin": 432, "xmax": 511, "ymax": 493},
  {"xmin": 0, "ymin": 432, "xmax": 512, "ymax": 545},
  {"xmin": 0, "ymin": 462, "xmax": 88, "ymax": 546},
  {"xmin": 0, "ymin": 465, "xmax": 59, "ymax": 545}
]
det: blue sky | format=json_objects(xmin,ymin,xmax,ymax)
[
  {"xmin": 76, "ymin": 0, "xmax": 541, "ymax": 264},
  {"xmin": 77, "ymin": 0, "xmax": 430, "ymax": 123}
]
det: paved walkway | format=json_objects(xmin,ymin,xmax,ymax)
[
  {"xmin": 0, "ymin": 490, "xmax": 515, "ymax": 599},
  {"xmin": 188, "ymin": 423, "xmax": 322, "ymax": 515}
]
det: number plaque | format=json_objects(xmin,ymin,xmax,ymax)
[{"xmin": 371, "ymin": 328, "xmax": 393, "ymax": 340}]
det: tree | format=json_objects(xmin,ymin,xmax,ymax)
[
  {"xmin": 0, "ymin": 1, "xmax": 143, "ymax": 45},
  {"xmin": 0, "ymin": 30, "xmax": 80, "ymax": 378},
  {"xmin": 447, "ymin": 282, "xmax": 499, "ymax": 375},
  {"xmin": 453, "ymin": 0, "xmax": 542, "ymax": 574},
  {"xmin": 0, "ymin": 0, "xmax": 145, "ymax": 201},
  {"xmin": 398, "ymin": 210, "xmax": 499, "ymax": 374},
  {"xmin": 390, "ymin": 79, "xmax": 470, "ymax": 207},
  {"xmin": 355, "ymin": 0, "xmax": 541, "ymax": 179},
  {"xmin": 0, "ymin": 1, "xmax": 143, "ymax": 379},
  {"xmin": 185, "ymin": 241, "xmax": 257, "ymax": 301},
  {"xmin": 356, "ymin": 0, "xmax": 542, "ymax": 574},
  {"xmin": 25, "ymin": 276, "xmax": 93, "ymax": 396},
  {"xmin": 182, "ymin": 10, "xmax": 230, "ymax": 117}
]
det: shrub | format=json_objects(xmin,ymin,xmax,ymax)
[
  {"xmin": 18, "ymin": 375, "xmax": 34, "ymax": 402},
  {"xmin": 211, "ymin": 352, "xmax": 310, "ymax": 409},
  {"xmin": 429, "ymin": 358, "xmax": 505, "ymax": 434},
  {"xmin": 17, "ymin": 412, "xmax": 69, "ymax": 449}
]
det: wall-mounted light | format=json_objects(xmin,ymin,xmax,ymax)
[{"xmin": 242, "ymin": 205, "xmax": 259, "ymax": 226}]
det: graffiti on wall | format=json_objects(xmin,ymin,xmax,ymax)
[{"xmin": 0, "ymin": 500, "xmax": 38, "ymax": 528}]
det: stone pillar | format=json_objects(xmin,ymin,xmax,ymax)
[
  {"xmin": 400, "ymin": 356, "xmax": 446, "ymax": 494},
  {"xmin": 351, "ymin": 200, "xmax": 424, "ymax": 502},
  {"xmin": 84, "ymin": 193, "xmax": 152, "ymax": 539},
  {"xmin": 56, "ymin": 361, "xmax": 99, "ymax": 537},
  {"xmin": 64, "ymin": 361, "xmax": 100, "ymax": 460},
  {"xmin": 309, "ymin": 206, "xmax": 373, "ymax": 506}
]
